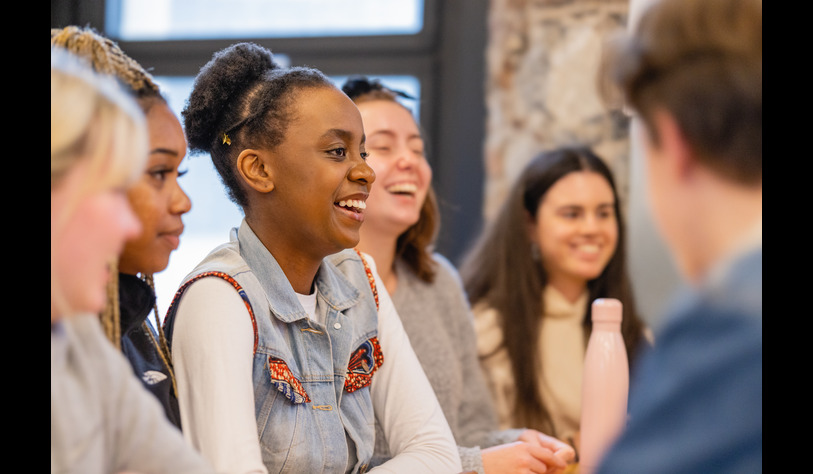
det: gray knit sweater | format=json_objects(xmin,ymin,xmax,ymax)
[
  {"xmin": 51, "ymin": 314, "xmax": 213, "ymax": 474},
  {"xmin": 370, "ymin": 254, "xmax": 523, "ymax": 474}
]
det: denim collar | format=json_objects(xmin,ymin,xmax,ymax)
[{"xmin": 233, "ymin": 219, "xmax": 361, "ymax": 323}]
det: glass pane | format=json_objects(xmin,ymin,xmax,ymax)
[
  {"xmin": 108, "ymin": 0, "xmax": 424, "ymax": 41},
  {"xmin": 152, "ymin": 74, "xmax": 420, "ymax": 316},
  {"xmin": 332, "ymin": 75, "xmax": 421, "ymax": 118}
]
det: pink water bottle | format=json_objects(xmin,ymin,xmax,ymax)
[{"xmin": 579, "ymin": 298, "xmax": 629, "ymax": 474}]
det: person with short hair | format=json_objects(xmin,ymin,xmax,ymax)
[{"xmin": 596, "ymin": 0, "xmax": 762, "ymax": 471}]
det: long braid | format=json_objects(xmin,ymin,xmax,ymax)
[
  {"xmin": 100, "ymin": 259, "xmax": 122, "ymax": 350},
  {"xmin": 142, "ymin": 274, "xmax": 178, "ymax": 396},
  {"xmin": 99, "ymin": 266, "xmax": 177, "ymax": 395}
]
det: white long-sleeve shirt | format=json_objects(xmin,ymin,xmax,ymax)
[{"xmin": 171, "ymin": 254, "xmax": 461, "ymax": 473}]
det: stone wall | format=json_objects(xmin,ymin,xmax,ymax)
[{"xmin": 483, "ymin": 0, "xmax": 630, "ymax": 219}]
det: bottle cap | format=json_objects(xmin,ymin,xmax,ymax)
[{"xmin": 592, "ymin": 298, "xmax": 622, "ymax": 323}]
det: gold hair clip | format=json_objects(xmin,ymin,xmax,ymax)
[{"xmin": 222, "ymin": 132, "xmax": 231, "ymax": 146}]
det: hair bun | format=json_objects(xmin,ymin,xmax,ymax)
[
  {"xmin": 183, "ymin": 42, "xmax": 280, "ymax": 153},
  {"xmin": 341, "ymin": 75, "xmax": 382, "ymax": 99},
  {"xmin": 341, "ymin": 75, "xmax": 415, "ymax": 101}
]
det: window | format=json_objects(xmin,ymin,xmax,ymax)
[
  {"xmin": 54, "ymin": 0, "xmax": 487, "ymax": 306},
  {"xmin": 107, "ymin": 0, "xmax": 424, "ymax": 40}
]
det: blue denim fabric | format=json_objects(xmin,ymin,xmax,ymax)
[{"xmin": 165, "ymin": 220, "xmax": 379, "ymax": 473}]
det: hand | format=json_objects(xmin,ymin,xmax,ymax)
[
  {"xmin": 516, "ymin": 429, "xmax": 576, "ymax": 468},
  {"xmin": 482, "ymin": 440, "xmax": 566, "ymax": 474}
]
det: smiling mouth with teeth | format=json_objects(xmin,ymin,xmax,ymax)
[
  {"xmin": 336, "ymin": 199, "xmax": 367, "ymax": 213},
  {"xmin": 386, "ymin": 183, "xmax": 418, "ymax": 195}
]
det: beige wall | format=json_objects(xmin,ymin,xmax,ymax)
[{"xmin": 483, "ymin": 0, "xmax": 631, "ymax": 219}]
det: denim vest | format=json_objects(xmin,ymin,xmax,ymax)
[{"xmin": 164, "ymin": 220, "xmax": 382, "ymax": 473}]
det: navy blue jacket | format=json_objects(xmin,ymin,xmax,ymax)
[
  {"xmin": 597, "ymin": 248, "xmax": 762, "ymax": 473},
  {"xmin": 119, "ymin": 273, "xmax": 182, "ymax": 429}
]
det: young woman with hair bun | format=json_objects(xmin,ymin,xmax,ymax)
[{"xmin": 162, "ymin": 43, "xmax": 460, "ymax": 473}]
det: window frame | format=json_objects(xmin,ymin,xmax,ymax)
[{"xmin": 51, "ymin": 0, "xmax": 487, "ymax": 264}]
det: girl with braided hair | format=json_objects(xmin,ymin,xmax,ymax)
[
  {"xmin": 51, "ymin": 26, "xmax": 191, "ymax": 429},
  {"xmin": 162, "ymin": 42, "xmax": 460, "ymax": 473},
  {"xmin": 51, "ymin": 48, "xmax": 212, "ymax": 474}
]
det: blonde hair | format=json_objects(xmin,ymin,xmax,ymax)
[{"xmin": 51, "ymin": 49, "xmax": 148, "ymax": 316}]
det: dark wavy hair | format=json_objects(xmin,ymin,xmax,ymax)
[
  {"xmin": 182, "ymin": 42, "xmax": 334, "ymax": 210},
  {"xmin": 459, "ymin": 146, "xmax": 647, "ymax": 435},
  {"xmin": 341, "ymin": 75, "xmax": 440, "ymax": 283}
]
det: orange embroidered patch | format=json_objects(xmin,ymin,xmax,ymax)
[
  {"xmin": 268, "ymin": 357, "xmax": 310, "ymax": 404},
  {"xmin": 344, "ymin": 337, "xmax": 384, "ymax": 393}
]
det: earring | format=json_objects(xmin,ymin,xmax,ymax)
[{"xmin": 530, "ymin": 242, "xmax": 541, "ymax": 261}]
